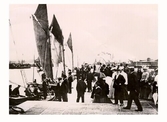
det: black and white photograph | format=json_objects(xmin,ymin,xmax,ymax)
[{"xmin": 8, "ymin": 3, "xmax": 158, "ymax": 115}]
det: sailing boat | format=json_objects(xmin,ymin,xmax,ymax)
[
  {"xmin": 9, "ymin": 4, "xmax": 61, "ymax": 107},
  {"xmin": 9, "ymin": 19, "xmax": 38, "ymax": 106},
  {"xmin": 32, "ymin": 4, "xmax": 66, "ymax": 86}
]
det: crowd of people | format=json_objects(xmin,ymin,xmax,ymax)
[
  {"xmin": 9, "ymin": 62, "xmax": 158, "ymax": 111},
  {"xmin": 73, "ymin": 62, "xmax": 158, "ymax": 111}
]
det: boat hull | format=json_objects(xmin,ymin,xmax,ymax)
[{"xmin": 9, "ymin": 96, "xmax": 37, "ymax": 106}]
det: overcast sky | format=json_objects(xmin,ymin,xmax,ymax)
[{"xmin": 9, "ymin": 4, "xmax": 158, "ymax": 64}]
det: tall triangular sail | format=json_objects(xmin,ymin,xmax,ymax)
[
  {"xmin": 50, "ymin": 14, "xmax": 66, "ymax": 75},
  {"xmin": 49, "ymin": 15, "xmax": 64, "ymax": 45},
  {"xmin": 51, "ymin": 36, "xmax": 63, "ymax": 65},
  {"xmin": 32, "ymin": 4, "xmax": 53, "ymax": 80}
]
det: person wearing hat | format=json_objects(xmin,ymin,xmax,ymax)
[
  {"xmin": 108, "ymin": 66, "xmax": 118, "ymax": 99},
  {"xmin": 123, "ymin": 67, "xmax": 143, "ymax": 111},
  {"xmin": 113, "ymin": 68, "xmax": 126, "ymax": 106},
  {"xmin": 76, "ymin": 75, "xmax": 87, "ymax": 103},
  {"xmin": 68, "ymin": 71, "xmax": 73, "ymax": 94},
  {"xmin": 153, "ymin": 69, "xmax": 158, "ymax": 94},
  {"xmin": 140, "ymin": 67, "xmax": 149, "ymax": 99},
  {"xmin": 53, "ymin": 77, "xmax": 62, "ymax": 101},
  {"xmin": 42, "ymin": 78, "xmax": 48, "ymax": 99},
  {"xmin": 57, "ymin": 75, "xmax": 68, "ymax": 102},
  {"xmin": 119, "ymin": 66, "xmax": 128, "ymax": 100},
  {"xmin": 100, "ymin": 78, "xmax": 111, "ymax": 103},
  {"xmin": 86, "ymin": 69, "xmax": 94, "ymax": 92}
]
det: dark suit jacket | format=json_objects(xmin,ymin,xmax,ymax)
[
  {"xmin": 113, "ymin": 74, "xmax": 125, "ymax": 89},
  {"xmin": 76, "ymin": 79, "xmax": 87, "ymax": 93},
  {"xmin": 87, "ymin": 72, "xmax": 94, "ymax": 81},
  {"xmin": 127, "ymin": 72, "xmax": 140, "ymax": 92},
  {"xmin": 101, "ymin": 82, "xmax": 109, "ymax": 97},
  {"xmin": 68, "ymin": 75, "xmax": 73, "ymax": 83},
  {"xmin": 59, "ymin": 81, "xmax": 68, "ymax": 95}
]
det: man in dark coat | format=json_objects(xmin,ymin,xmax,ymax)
[
  {"xmin": 54, "ymin": 77, "xmax": 61, "ymax": 100},
  {"xmin": 76, "ymin": 67, "xmax": 80, "ymax": 81},
  {"xmin": 86, "ymin": 70, "xmax": 94, "ymax": 92},
  {"xmin": 42, "ymin": 79, "xmax": 48, "ymax": 99},
  {"xmin": 76, "ymin": 75, "xmax": 87, "ymax": 103},
  {"xmin": 68, "ymin": 71, "xmax": 73, "ymax": 94},
  {"xmin": 123, "ymin": 68, "xmax": 143, "ymax": 111},
  {"xmin": 113, "ymin": 69, "xmax": 125, "ymax": 106},
  {"xmin": 104, "ymin": 64, "xmax": 112, "ymax": 77},
  {"xmin": 58, "ymin": 75, "xmax": 68, "ymax": 102}
]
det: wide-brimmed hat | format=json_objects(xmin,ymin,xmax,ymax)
[
  {"xmin": 111, "ymin": 67, "xmax": 116, "ymax": 70},
  {"xmin": 119, "ymin": 66, "xmax": 124, "ymax": 70},
  {"xmin": 94, "ymin": 72, "xmax": 106, "ymax": 78},
  {"xmin": 143, "ymin": 66, "xmax": 148, "ymax": 70}
]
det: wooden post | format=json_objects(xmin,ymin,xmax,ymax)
[{"xmin": 72, "ymin": 52, "xmax": 74, "ymax": 71}]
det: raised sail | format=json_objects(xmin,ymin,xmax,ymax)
[
  {"xmin": 32, "ymin": 4, "xmax": 53, "ymax": 80},
  {"xmin": 50, "ymin": 14, "xmax": 66, "ymax": 75}
]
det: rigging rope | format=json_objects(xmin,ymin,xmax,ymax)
[
  {"xmin": 9, "ymin": 19, "xmax": 28, "ymax": 87},
  {"xmin": 9, "ymin": 19, "xmax": 20, "ymax": 62},
  {"xmin": 20, "ymin": 70, "xmax": 27, "ymax": 88}
]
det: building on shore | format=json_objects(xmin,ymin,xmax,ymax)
[{"xmin": 128, "ymin": 58, "xmax": 158, "ymax": 69}]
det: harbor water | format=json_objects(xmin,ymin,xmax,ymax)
[
  {"xmin": 9, "ymin": 67, "xmax": 44, "ymax": 96},
  {"xmin": 9, "ymin": 64, "xmax": 66, "ymax": 96}
]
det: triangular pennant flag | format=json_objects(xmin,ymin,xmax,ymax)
[{"xmin": 67, "ymin": 33, "xmax": 73, "ymax": 52}]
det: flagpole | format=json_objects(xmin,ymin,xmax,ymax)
[
  {"xmin": 47, "ymin": 27, "xmax": 54, "ymax": 81},
  {"xmin": 72, "ymin": 52, "xmax": 74, "ymax": 71},
  {"xmin": 55, "ymin": 64, "xmax": 59, "ymax": 80},
  {"xmin": 62, "ymin": 43, "xmax": 66, "ymax": 75},
  {"xmin": 67, "ymin": 33, "xmax": 74, "ymax": 71}
]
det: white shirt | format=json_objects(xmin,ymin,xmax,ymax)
[
  {"xmin": 154, "ymin": 75, "xmax": 158, "ymax": 86},
  {"xmin": 141, "ymin": 71, "xmax": 149, "ymax": 81},
  {"xmin": 120, "ymin": 71, "xmax": 128, "ymax": 85},
  {"xmin": 112, "ymin": 72, "xmax": 117, "ymax": 80}
]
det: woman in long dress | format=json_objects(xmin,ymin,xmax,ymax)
[{"xmin": 108, "ymin": 68, "xmax": 117, "ymax": 99}]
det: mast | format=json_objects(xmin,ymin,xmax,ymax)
[
  {"xmin": 32, "ymin": 55, "xmax": 35, "ymax": 81},
  {"xmin": 48, "ymin": 32, "xmax": 54, "ymax": 80},
  {"xmin": 62, "ymin": 43, "xmax": 66, "ymax": 75},
  {"xmin": 72, "ymin": 50, "xmax": 74, "ymax": 71}
]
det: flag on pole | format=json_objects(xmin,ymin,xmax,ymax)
[
  {"xmin": 49, "ymin": 14, "xmax": 64, "ymax": 45},
  {"xmin": 67, "ymin": 33, "xmax": 73, "ymax": 53}
]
